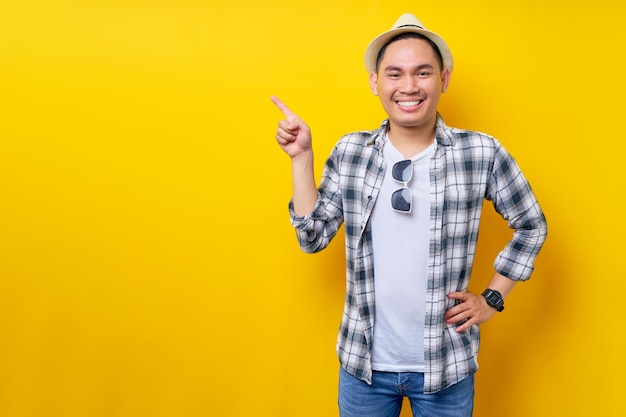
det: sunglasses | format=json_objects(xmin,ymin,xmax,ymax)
[{"xmin": 391, "ymin": 159, "xmax": 412, "ymax": 213}]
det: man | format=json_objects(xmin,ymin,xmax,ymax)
[{"xmin": 271, "ymin": 13, "xmax": 547, "ymax": 417}]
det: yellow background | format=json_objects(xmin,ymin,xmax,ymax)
[{"xmin": 0, "ymin": 1, "xmax": 624, "ymax": 416}]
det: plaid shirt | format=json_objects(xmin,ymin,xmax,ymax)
[{"xmin": 289, "ymin": 115, "xmax": 547, "ymax": 393}]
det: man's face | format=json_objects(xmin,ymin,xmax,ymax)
[{"xmin": 369, "ymin": 38, "xmax": 450, "ymax": 132}]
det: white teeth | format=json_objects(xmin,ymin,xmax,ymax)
[{"xmin": 397, "ymin": 101, "xmax": 420, "ymax": 107}]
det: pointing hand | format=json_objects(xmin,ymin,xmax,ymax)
[{"xmin": 271, "ymin": 96, "xmax": 312, "ymax": 158}]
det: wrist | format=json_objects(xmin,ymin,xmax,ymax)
[{"xmin": 291, "ymin": 149, "xmax": 313, "ymax": 163}]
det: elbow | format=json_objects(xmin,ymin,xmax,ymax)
[{"xmin": 296, "ymin": 232, "xmax": 328, "ymax": 254}]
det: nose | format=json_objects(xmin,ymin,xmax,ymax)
[{"xmin": 399, "ymin": 75, "xmax": 419, "ymax": 93}]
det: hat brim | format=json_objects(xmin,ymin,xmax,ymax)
[{"xmin": 364, "ymin": 27, "xmax": 453, "ymax": 73}]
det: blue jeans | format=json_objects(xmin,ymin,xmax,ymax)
[{"xmin": 339, "ymin": 368, "xmax": 474, "ymax": 417}]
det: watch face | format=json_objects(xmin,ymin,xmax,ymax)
[{"xmin": 483, "ymin": 289, "xmax": 504, "ymax": 311}]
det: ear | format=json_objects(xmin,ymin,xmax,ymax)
[
  {"xmin": 441, "ymin": 69, "xmax": 451, "ymax": 93},
  {"xmin": 369, "ymin": 72, "xmax": 379, "ymax": 96}
]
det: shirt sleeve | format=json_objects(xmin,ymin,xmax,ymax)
[
  {"xmin": 289, "ymin": 146, "xmax": 345, "ymax": 254},
  {"xmin": 487, "ymin": 142, "xmax": 548, "ymax": 281}
]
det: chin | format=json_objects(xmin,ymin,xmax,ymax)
[{"xmin": 393, "ymin": 118, "xmax": 429, "ymax": 128}]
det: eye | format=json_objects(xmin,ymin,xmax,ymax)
[
  {"xmin": 417, "ymin": 71, "xmax": 432, "ymax": 78},
  {"xmin": 387, "ymin": 72, "xmax": 401, "ymax": 79}
]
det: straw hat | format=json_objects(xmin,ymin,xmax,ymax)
[{"xmin": 364, "ymin": 13, "xmax": 453, "ymax": 73}]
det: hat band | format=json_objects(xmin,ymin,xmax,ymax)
[{"xmin": 396, "ymin": 24, "xmax": 424, "ymax": 29}]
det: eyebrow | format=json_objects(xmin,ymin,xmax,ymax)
[{"xmin": 383, "ymin": 64, "xmax": 435, "ymax": 72}]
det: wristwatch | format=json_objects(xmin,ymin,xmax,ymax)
[{"xmin": 481, "ymin": 289, "xmax": 505, "ymax": 312}]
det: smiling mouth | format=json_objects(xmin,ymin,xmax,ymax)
[{"xmin": 396, "ymin": 100, "xmax": 423, "ymax": 108}]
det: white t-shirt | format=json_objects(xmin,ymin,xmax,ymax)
[{"xmin": 370, "ymin": 138, "xmax": 434, "ymax": 372}]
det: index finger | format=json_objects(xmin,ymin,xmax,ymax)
[{"xmin": 270, "ymin": 96, "xmax": 296, "ymax": 119}]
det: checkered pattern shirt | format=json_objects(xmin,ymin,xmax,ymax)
[{"xmin": 289, "ymin": 115, "xmax": 547, "ymax": 394}]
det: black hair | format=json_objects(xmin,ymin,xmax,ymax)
[{"xmin": 375, "ymin": 32, "xmax": 444, "ymax": 73}]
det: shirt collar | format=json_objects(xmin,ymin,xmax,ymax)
[
  {"xmin": 368, "ymin": 113, "xmax": 455, "ymax": 148},
  {"xmin": 435, "ymin": 113, "xmax": 455, "ymax": 146}
]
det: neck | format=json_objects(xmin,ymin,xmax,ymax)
[{"xmin": 387, "ymin": 119, "xmax": 436, "ymax": 159}]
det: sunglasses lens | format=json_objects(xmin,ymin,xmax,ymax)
[
  {"xmin": 392, "ymin": 160, "xmax": 412, "ymax": 182},
  {"xmin": 391, "ymin": 188, "xmax": 411, "ymax": 212}
]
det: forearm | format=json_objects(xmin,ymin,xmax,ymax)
[
  {"xmin": 291, "ymin": 150, "xmax": 318, "ymax": 216},
  {"xmin": 485, "ymin": 272, "xmax": 517, "ymax": 299}
]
